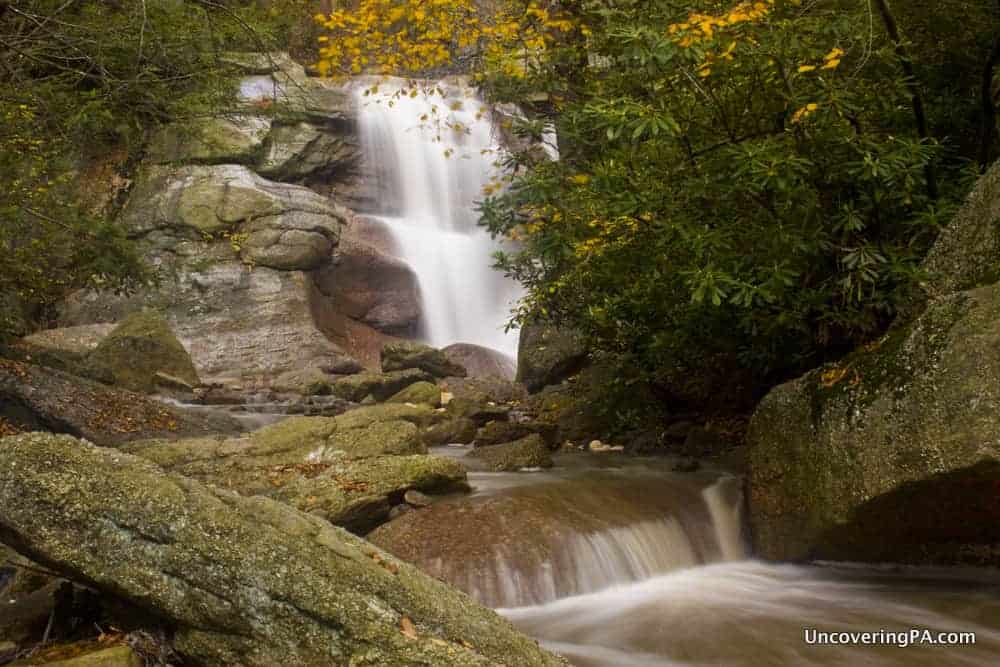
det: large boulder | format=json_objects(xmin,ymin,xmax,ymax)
[
  {"xmin": 381, "ymin": 341, "xmax": 467, "ymax": 378},
  {"xmin": 749, "ymin": 283, "xmax": 1000, "ymax": 565},
  {"xmin": 0, "ymin": 433, "xmax": 564, "ymax": 666},
  {"xmin": 516, "ymin": 322, "xmax": 587, "ymax": 392},
  {"xmin": 442, "ymin": 343, "xmax": 516, "ymax": 380},
  {"xmin": 84, "ymin": 310, "xmax": 199, "ymax": 393},
  {"xmin": 920, "ymin": 160, "xmax": 1000, "ymax": 299},
  {"xmin": 387, "ymin": 381, "xmax": 442, "ymax": 408},
  {"xmin": 313, "ymin": 221, "xmax": 421, "ymax": 336},
  {"xmin": 0, "ymin": 360, "xmax": 241, "ymax": 446},
  {"xmin": 148, "ymin": 116, "xmax": 271, "ymax": 165}
]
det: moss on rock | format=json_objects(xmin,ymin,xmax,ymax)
[
  {"xmin": 84, "ymin": 310, "xmax": 199, "ymax": 394},
  {"xmin": 468, "ymin": 434, "xmax": 553, "ymax": 472},
  {"xmin": 386, "ymin": 381, "xmax": 441, "ymax": 407}
]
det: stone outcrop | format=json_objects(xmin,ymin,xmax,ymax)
[
  {"xmin": 0, "ymin": 360, "xmax": 241, "ymax": 446},
  {"xmin": 84, "ymin": 311, "xmax": 199, "ymax": 393},
  {"xmin": 123, "ymin": 410, "xmax": 462, "ymax": 531},
  {"xmin": 386, "ymin": 381, "xmax": 442, "ymax": 407},
  {"xmin": 441, "ymin": 343, "xmax": 516, "ymax": 380},
  {"xmin": 516, "ymin": 322, "xmax": 587, "ymax": 392},
  {"xmin": 749, "ymin": 283, "xmax": 1000, "ymax": 565},
  {"xmin": 313, "ymin": 219, "xmax": 421, "ymax": 336},
  {"xmin": 148, "ymin": 116, "xmax": 270, "ymax": 166},
  {"xmin": 0, "ymin": 433, "xmax": 564, "ymax": 666},
  {"xmin": 381, "ymin": 341, "xmax": 467, "ymax": 378}
]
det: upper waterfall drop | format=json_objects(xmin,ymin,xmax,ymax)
[{"xmin": 351, "ymin": 77, "xmax": 524, "ymax": 358}]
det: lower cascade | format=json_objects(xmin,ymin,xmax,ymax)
[
  {"xmin": 352, "ymin": 77, "xmax": 523, "ymax": 358},
  {"xmin": 368, "ymin": 458, "xmax": 1000, "ymax": 666}
]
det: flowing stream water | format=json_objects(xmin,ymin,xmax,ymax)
[
  {"xmin": 373, "ymin": 453, "xmax": 1000, "ymax": 666},
  {"xmin": 351, "ymin": 78, "xmax": 523, "ymax": 358}
]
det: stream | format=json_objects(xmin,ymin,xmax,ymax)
[{"xmin": 384, "ymin": 451, "xmax": 1000, "ymax": 666}]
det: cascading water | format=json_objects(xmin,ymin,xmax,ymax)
[
  {"xmin": 351, "ymin": 78, "xmax": 523, "ymax": 357},
  {"xmin": 369, "ymin": 455, "xmax": 1000, "ymax": 666}
]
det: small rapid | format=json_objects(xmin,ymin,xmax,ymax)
[{"xmin": 368, "ymin": 454, "xmax": 1000, "ymax": 666}]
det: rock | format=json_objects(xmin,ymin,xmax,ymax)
[
  {"xmin": 60, "ymin": 264, "xmax": 356, "ymax": 389},
  {"xmin": 446, "ymin": 398, "xmax": 510, "ymax": 426},
  {"xmin": 422, "ymin": 418, "xmax": 478, "ymax": 446},
  {"xmin": 388, "ymin": 504, "xmax": 413, "ymax": 520},
  {"xmin": 475, "ymin": 420, "xmax": 557, "ymax": 449},
  {"xmin": 84, "ymin": 311, "xmax": 199, "ymax": 394},
  {"xmin": 21, "ymin": 324, "xmax": 115, "ymax": 357},
  {"xmin": 0, "ymin": 433, "xmax": 563, "ymax": 666},
  {"xmin": 269, "ymin": 364, "xmax": 363, "ymax": 395},
  {"xmin": 330, "ymin": 368, "xmax": 432, "ymax": 402},
  {"xmin": 663, "ymin": 420, "xmax": 695, "ymax": 442},
  {"xmin": 42, "ymin": 645, "xmax": 144, "ymax": 667},
  {"xmin": 919, "ymin": 160, "xmax": 1000, "ymax": 300},
  {"xmin": 438, "ymin": 375, "xmax": 527, "ymax": 404},
  {"xmin": 516, "ymin": 322, "xmax": 587, "ymax": 392},
  {"xmin": 148, "ymin": 116, "xmax": 270, "ymax": 165},
  {"xmin": 587, "ymin": 440, "xmax": 623, "ymax": 453},
  {"xmin": 334, "ymin": 403, "xmax": 443, "ymax": 430},
  {"xmin": 749, "ymin": 282, "xmax": 1000, "ymax": 565},
  {"xmin": 324, "ymin": 419, "xmax": 425, "ymax": 459},
  {"xmin": 0, "ymin": 360, "xmax": 241, "ymax": 446},
  {"xmin": 441, "ymin": 344, "xmax": 516, "ymax": 380},
  {"xmin": 403, "ymin": 489, "xmax": 433, "ymax": 507},
  {"xmin": 468, "ymin": 434, "xmax": 553, "ymax": 472},
  {"xmin": 386, "ymin": 381, "xmax": 441, "ymax": 407},
  {"xmin": 381, "ymin": 341, "xmax": 467, "ymax": 378},
  {"xmin": 257, "ymin": 121, "xmax": 358, "ymax": 182},
  {"xmin": 313, "ymin": 228, "xmax": 422, "ymax": 336}
]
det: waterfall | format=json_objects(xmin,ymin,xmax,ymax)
[{"xmin": 352, "ymin": 78, "xmax": 523, "ymax": 358}]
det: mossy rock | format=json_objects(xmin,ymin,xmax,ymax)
[
  {"xmin": 475, "ymin": 420, "xmax": 557, "ymax": 449},
  {"xmin": 445, "ymin": 398, "xmax": 509, "ymax": 426},
  {"xmin": 386, "ymin": 381, "xmax": 441, "ymax": 407},
  {"xmin": 468, "ymin": 434, "xmax": 553, "ymax": 472},
  {"xmin": 84, "ymin": 310, "xmax": 199, "ymax": 393},
  {"xmin": 330, "ymin": 369, "xmax": 432, "ymax": 402},
  {"xmin": 147, "ymin": 116, "xmax": 270, "ymax": 166},
  {"xmin": 422, "ymin": 418, "xmax": 478, "ymax": 446},
  {"xmin": 381, "ymin": 342, "xmax": 467, "ymax": 378},
  {"xmin": 749, "ymin": 282, "xmax": 1000, "ymax": 565}
]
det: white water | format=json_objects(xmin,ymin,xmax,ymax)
[{"xmin": 352, "ymin": 78, "xmax": 523, "ymax": 357}]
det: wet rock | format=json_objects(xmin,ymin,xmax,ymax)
[
  {"xmin": 663, "ymin": 420, "xmax": 695, "ymax": 442},
  {"xmin": 330, "ymin": 368, "xmax": 432, "ymax": 402},
  {"xmin": 0, "ymin": 433, "xmax": 563, "ymax": 666},
  {"xmin": 682, "ymin": 426, "xmax": 729, "ymax": 457},
  {"xmin": 441, "ymin": 344, "xmax": 516, "ymax": 380},
  {"xmin": 386, "ymin": 381, "xmax": 441, "ymax": 407},
  {"xmin": 84, "ymin": 311, "xmax": 199, "ymax": 394},
  {"xmin": 0, "ymin": 641, "xmax": 15, "ymax": 661},
  {"xmin": 749, "ymin": 282, "xmax": 1000, "ymax": 565},
  {"xmin": 147, "ymin": 116, "xmax": 270, "ymax": 165},
  {"xmin": 269, "ymin": 364, "xmax": 363, "ymax": 395},
  {"xmin": 516, "ymin": 322, "xmax": 587, "ymax": 392},
  {"xmin": 0, "ymin": 361, "xmax": 241, "ymax": 446},
  {"xmin": 422, "ymin": 418, "xmax": 478, "ymax": 446},
  {"xmin": 468, "ymin": 434, "xmax": 552, "ymax": 472},
  {"xmin": 313, "ymin": 231, "xmax": 421, "ymax": 336},
  {"xmin": 381, "ymin": 341, "xmax": 467, "ymax": 378}
]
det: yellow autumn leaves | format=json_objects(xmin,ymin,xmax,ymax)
[{"xmin": 314, "ymin": 0, "xmax": 580, "ymax": 79}]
